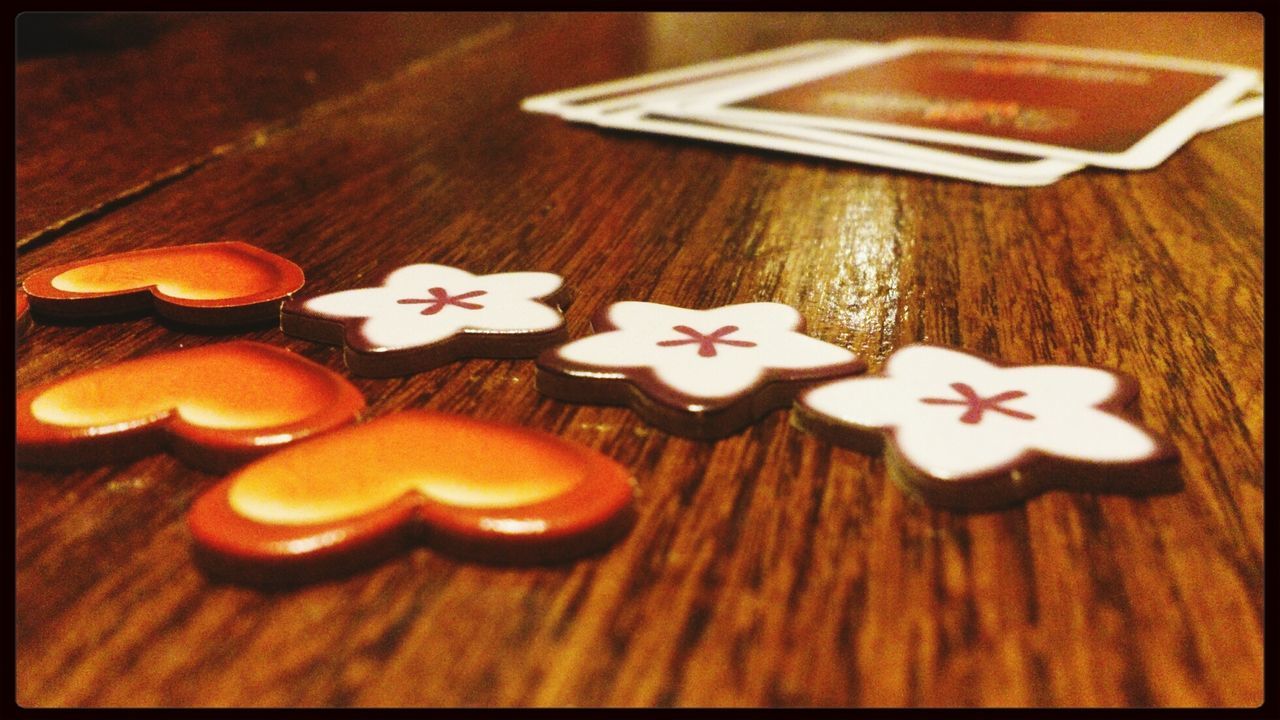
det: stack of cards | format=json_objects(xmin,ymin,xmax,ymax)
[{"xmin": 523, "ymin": 38, "xmax": 1263, "ymax": 186}]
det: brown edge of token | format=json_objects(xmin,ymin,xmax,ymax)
[
  {"xmin": 190, "ymin": 486, "xmax": 426, "ymax": 586},
  {"xmin": 15, "ymin": 341, "xmax": 366, "ymax": 474},
  {"xmin": 16, "ymin": 289, "xmax": 32, "ymax": 337},
  {"xmin": 792, "ymin": 343, "xmax": 1182, "ymax": 511},
  {"xmin": 187, "ymin": 414, "xmax": 637, "ymax": 586},
  {"xmin": 21, "ymin": 241, "xmax": 305, "ymax": 328},
  {"xmin": 535, "ymin": 302, "xmax": 867, "ymax": 440},
  {"xmin": 280, "ymin": 266, "xmax": 573, "ymax": 377}
]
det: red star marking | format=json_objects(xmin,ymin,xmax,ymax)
[
  {"xmin": 920, "ymin": 382, "xmax": 1035, "ymax": 424},
  {"xmin": 396, "ymin": 287, "xmax": 487, "ymax": 315},
  {"xmin": 656, "ymin": 325, "xmax": 757, "ymax": 358}
]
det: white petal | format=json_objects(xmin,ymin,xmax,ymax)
[
  {"xmin": 383, "ymin": 264, "xmax": 480, "ymax": 292},
  {"xmin": 1001, "ymin": 365, "xmax": 1123, "ymax": 409},
  {"xmin": 358, "ymin": 312, "xmax": 467, "ymax": 350},
  {"xmin": 649, "ymin": 356, "xmax": 765, "ymax": 400},
  {"xmin": 1031, "ymin": 409, "xmax": 1160, "ymax": 463},
  {"xmin": 893, "ymin": 417, "xmax": 1031, "ymax": 479},
  {"xmin": 753, "ymin": 331, "xmax": 856, "ymax": 369},
  {"xmin": 554, "ymin": 330, "xmax": 660, "ymax": 369},
  {"xmin": 602, "ymin": 301, "xmax": 803, "ymax": 334},
  {"xmin": 303, "ymin": 288, "xmax": 400, "ymax": 319},
  {"xmin": 702, "ymin": 302, "xmax": 804, "ymax": 332},
  {"xmin": 603, "ymin": 302, "xmax": 702, "ymax": 332},
  {"xmin": 800, "ymin": 377, "xmax": 912, "ymax": 428},
  {"xmin": 885, "ymin": 344, "xmax": 1003, "ymax": 383},
  {"xmin": 460, "ymin": 300, "xmax": 563, "ymax": 333}
]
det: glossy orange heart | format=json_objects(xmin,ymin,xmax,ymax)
[
  {"xmin": 17, "ymin": 341, "xmax": 365, "ymax": 472},
  {"xmin": 189, "ymin": 411, "xmax": 637, "ymax": 584},
  {"xmin": 22, "ymin": 241, "xmax": 305, "ymax": 327}
]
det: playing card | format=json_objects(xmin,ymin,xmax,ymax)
[
  {"xmin": 522, "ymin": 39, "xmax": 1261, "ymax": 185},
  {"xmin": 699, "ymin": 87, "xmax": 1262, "ymax": 181},
  {"xmin": 524, "ymin": 42, "xmax": 1079, "ymax": 184},
  {"xmin": 654, "ymin": 37, "xmax": 1260, "ymax": 169}
]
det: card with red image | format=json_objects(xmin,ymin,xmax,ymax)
[{"xmin": 661, "ymin": 37, "xmax": 1260, "ymax": 170}]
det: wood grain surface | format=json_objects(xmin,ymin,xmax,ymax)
[{"xmin": 13, "ymin": 12, "xmax": 1263, "ymax": 708}]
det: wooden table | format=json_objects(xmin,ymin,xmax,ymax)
[{"xmin": 14, "ymin": 12, "xmax": 1263, "ymax": 707}]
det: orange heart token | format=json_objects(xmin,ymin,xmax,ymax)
[
  {"xmin": 22, "ymin": 241, "xmax": 305, "ymax": 327},
  {"xmin": 17, "ymin": 341, "xmax": 365, "ymax": 472},
  {"xmin": 188, "ymin": 411, "xmax": 637, "ymax": 584}
]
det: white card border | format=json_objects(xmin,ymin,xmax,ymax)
[
  {"xmin": 590, "ymin": 107, "xmax": 1070, "ymax": 186},
  {"xmin": 520, "ymin": 40, "xmax": 859, "ymax": 116},
  {"xmin": 707, "ymin": 117, "xmax": 1083, "ymax": 179}
]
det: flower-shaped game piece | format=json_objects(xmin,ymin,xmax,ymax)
[
  {"xmin": 16, "ymin": 341, "xmax": 365, "ymax": 472},
  {"xmin": 189, "ymin": 411, "xmax": 636, "ymax": 585},
  {"xmin": 22, "ymin": 241, "xmax": 305, "ymax": 327},
  {"xmin": 794, "ymin": 344, "xmax": 1180, "ymax": 509},
  {"xmin": 537, "ymin": 301, "xmax": 865, "ymax": 439},
  {"xmin": 281, "ymin": 264, "xmax": 570, "ymax": 377}
]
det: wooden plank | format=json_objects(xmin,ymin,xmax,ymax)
[
  {"xmin": 14, "ymin": 12, "xmax": 1262, "ymax": 707},
  {"xmin": 15, "ymin": 12, "xmax": 510, "ymax": 246}
]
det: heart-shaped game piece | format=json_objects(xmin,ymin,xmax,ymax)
[
  {"xmin": 17, "ymin": 341, "xmax": 365, "ymax": 472},
  {"xmin": 280, "ymin": 263, "xmax": 571, "ymax": 377},
  {"xmin": 188, "ymin": 411, "xmax": 637, "ymax": 584},
  {"xmin": 22, "ymin": 241, "xmax": 305, "ymax": 327}
]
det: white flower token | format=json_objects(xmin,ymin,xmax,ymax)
[
  {"xmin": 281, "ymin": 264, "xmax": 570, "ymax": 377},
  {"xmin": 795, "ymin": 344, "xmax": 1179, "ymax": 509},
  {"xmin": 537, "ymin": 301, "xmax": 865, "ymax": 439}
]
